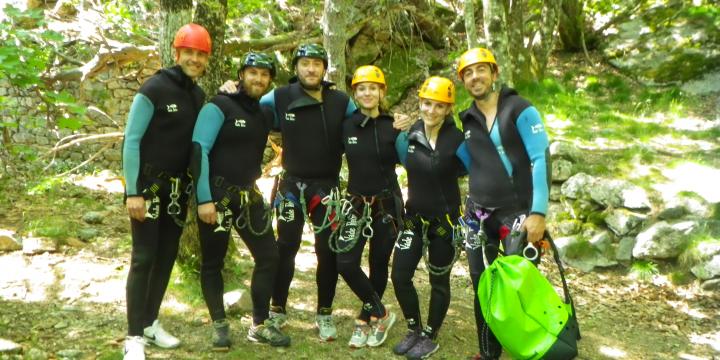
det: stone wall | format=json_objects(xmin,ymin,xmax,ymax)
[{"xmin": 1, "ymin": 56, "xmax": 162, "ymax": 172}]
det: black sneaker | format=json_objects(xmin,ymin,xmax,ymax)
[
  {"xmin": 247, "ymin": 324, "xmax": 291, "ymax": 347},
  {"xmin": 405, "ymin": 334, "xmax": 439, "ymax": 360},
  {"xmin": 212, "ymin": 320, "xmax": 231, "ymax": 351},
  {"xmin": 393, "ymin": 328, "xmax": 422, "ymax": 355}
]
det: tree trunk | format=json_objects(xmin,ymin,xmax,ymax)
[
  {"xmin": 531, "ymin": 0, "xmax": 562, "ymax": 79},
  {"xmin": 464, "ymin": 0, "xmax": 479, "ymax": 48},
  {"xmin": 322, "ymin": 0, "xmax": 353, "ymax": 92},
  {"xmin": 160, "ymin": 0, "xmax": 193, "ymax": 68},
  {"xmin": 482, "ymin": 0, "xmax": 514, "ymax": 86},
  {"xmin": 558, "ymin": 0, "xmax": 585, "ymax": 51},
  {"xmin": 507, "ymin": 0, "xmax": 529, "ymax": 82},
  {"xmin": 194, "ymin": 0, "xmax": 228, "ymax": 98}
]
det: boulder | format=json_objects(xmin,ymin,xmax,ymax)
[
  {"xmin": 701, "ymin": 278, "xmax": 720, "ymax": 291},
  {"xmin": 633, "ymin": 221, "xmax": 699, "ymax": 259},
  {"xmin": 560, "ymin": 172, "xmax": 595, "ymax": 200},
  {"xmin": 551, "ymin": 159, "xmax": 574, "ymax": 182},
  {"xmin": 22, "ymin": 236, "xmax": 58, "ymax": 255},
  {"xmin": 0, "ymin": 230, "xmax": 21, "ymax": 252},
  {"xmin": 549, "ymin": 141, "xmax": 582, "ymax": 161},
  {"xmin": 224, "ymin": 289, "xmax": 253, "ymax": 315},
  {"xmin": 554, "ymin": 235, "xmax": 617, "ymax": 272},
  {"xmin": 589, "ymin": 178, "xmax": 651, "ymax": 211},
  {"xmin": 0, "ymin": 338, "xmax": 22, "ymax": 354},
  {"xmin": 616, "ymin": 237, "xmax": 636, "ymax": 262},
  {"xmin": 82, "ymin": 211, "xmax": 104, "ymax": 225},
  {"xmin": 691, "ymin": 255, "xmax": 720, "ymax": 280},
  {"xmin": 605, "ymin": 209, "xmax": 647, "ymax": 236}
]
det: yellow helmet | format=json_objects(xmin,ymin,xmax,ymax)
[
  {"xmin": 457, "ymin": 47, "xmax": 497, "ymax": 79},
  {"xmin": 351, "ymin": 65, "xmax": 386, "ymax": 88},
  {"xmin": 418, "ymin": 76, "xmax": 455, "ymax": 104}
]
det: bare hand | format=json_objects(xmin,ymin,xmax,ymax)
[
  {"xmin": 521, "ymin": 214, "xmax": 546, "ymax": 243},
  {"xmin": 392, "ymin": 113, "xmax": 413, "ymax": 131},
  {"xmin": 198, "ymin": 202, "xmax": 217, "ymax": 224},
  {"xmin": 126, "ymin": 196, "xmax": 146, "ymax": 222},
  {"xmin": 219, "ymin": 80, "xmax": 239, "ymax": 93}
]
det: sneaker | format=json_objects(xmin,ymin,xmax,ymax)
[
  {"xmin": 405, "ymin": 334, "xmax": 439, "ymax": 360},
  {"xmin": 393, "ymin": 328, "xmax": 422, "ymax": 355},
  {"xmin": 366, "ymin": 311, "xmax": 396, "ymax": 347},
  {"xmin": 143, "ymin": 319, "xmax": 180, "ymax": 349},
  {"xmin": 247, "ymin": 323, "xmax": 291, "ymax": 347},
  {"xmin": 315, "ymin": 313, "xmax": 337, "ymax": 341},
  {"xmin": 123, "ymin": 336, "xmax": 146, "ymax": 360},
  {"xmin": 348, "ymin": 321, "xmax": 370, "ymax": 348},
  {"xmin": 268, "ymin": 308, "xmax": 288, "ymax": 329},
  {"xmin": 212, "ymin": 319, "xmax": 231, "ymax": 351}
]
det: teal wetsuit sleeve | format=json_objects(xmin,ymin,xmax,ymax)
[
  {"xmin": 395, "ymin": 131, "xmax": 409, "ymax": 166},
  {"xmin": 456, "ymin": 141, "xmax": 471, "ymax": 174},
  {"xmin": 344, "ymin": 100, "xmax": 357, "ymax": 118},
  {"xmin": 192, "ymin": 103, "xmax": 225, "ymax": 204},
  {"xmin": 122, "ymin": 93, "xmax": 154, "ymax": 196},
  {"xmin": 517, "ymin": 106, "xmax": 550, "ymax": 215},
  {"xmin": 259, "ymin": 90, "xmax": 279, "ymax": 130}
]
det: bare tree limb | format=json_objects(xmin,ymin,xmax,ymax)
[
  {"xmin": 55, "ymin": 142, "xmax": 113, "ymax": 177},
  {"xmin": 44, "ymin": 132, "xmax": 123, "ymax": 156}
]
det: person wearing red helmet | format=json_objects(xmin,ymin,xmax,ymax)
[{"xmin": 121, "ymin": 23, "xmax": 211, "ymax": 360}]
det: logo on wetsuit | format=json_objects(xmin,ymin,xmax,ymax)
[
  {"xmin": 531, "ymin": 123, "xmax": 544, "ymax": 134},
  {"xmin": 166, "ymin": 104, "xmax": 178, "ymax": 113},
  {"xmin": 465, "ymin": 130, "xmax": 471, "ymax": 139},
  {"xmin": 408, "ymin": 145, "xmax": 415, "ymax": 153},
  {"xmin": 285, "ymin": 113, "xmax": 296, "ymax": 121},
  {"xmin": 235, "ymin": 119, "xmax": 246, "ymax": 127},
  {"xmin": 348, "ymin": 137, "xmax": 358, "ymax": 145},
  {"xmin": 395, "ymin": 229, "xmax": 414, "ymax": 250}
]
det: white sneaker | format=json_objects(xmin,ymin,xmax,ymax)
[
  {"xmin": 123, "ymin": 336, "xmax": 146, "ymax": 360},
  {"xmin": 143, "ymin": 319, "xmax": 181, "ymax": 349},
  {"xmin": 315, "ymin": 314, "xmax": 337, "ymax": 341}
]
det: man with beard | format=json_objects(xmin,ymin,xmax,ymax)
[
  {"xmin": 456, "ymin": 48, "xmax": 550, "ymax": 360},
  {"xmin": 260, "ymin": 43, "xmax": 355, "ymax": 341},
  {"xmin": 191, "ymin": 52, "xmax": 291, "ymax": 350},
  {"xmin": 122, "ymin": 23, "xmax": 210, "ymax": 360}
]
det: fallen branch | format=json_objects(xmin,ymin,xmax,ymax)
[
  {"xmin": 55, "ymin": 142, "xmax": 113, "ymax": 177},
  {"xmin": 44, "ymin": 132, "xmax": 123, "ymax": 157},
  {"xmin": 42, "ymin": 43, "xmax": 156, "ymax": 83}
]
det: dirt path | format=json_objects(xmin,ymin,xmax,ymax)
[{"xmin": 1, "ymin": 225, "xmax": 719, "ymax": 360}]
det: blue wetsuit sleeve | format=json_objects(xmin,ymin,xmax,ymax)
[
  {"xmin": 122, "ymin": 93, "xmax": 154, "ymax": 196},
  {"xmin": 192, "ymin": 103, "xmax": 225, "ymax": 204},
  {"xmin": 344, "ymin": 100, "xmax": 357, "ymax": 118},
  {"xmin": 517, "ymin": 106, "xmax": 550, "ymax": 215},
  {"xmin": 456, "ymin": 141, "xmax": 471, "ymax": 174},
  {"xmin": 259, "ymin": 90, "xmax": 279, "ymax": 130},
  {"xmin": 395, "ymin": 131, "xmax": 409, "ymax": 166}
]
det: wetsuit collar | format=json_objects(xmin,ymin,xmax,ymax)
[
  {"xmin": 408, "ymin": 116, "xmax": 454, "ymax": 150},
  {"xmin": 222, "ymin": 85, "xmax": 260, "ymax": 112},
  {"xmin": 350, "ymin": 110, "xmax": 393, "ymax": 128},
  {"xmin": 160, "ymin": 65, "xmax": 196, "ymax": 90}
]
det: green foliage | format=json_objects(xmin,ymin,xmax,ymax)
[
  {"xmin": 0, "ymin": 5, "xmax": 89, "ymax": 142},
  {"xmin": 629, "ymin": 260, "xmax": 659, "ymax": 282},
  {"xmin": 102, "ymin": 0, "xmax": 154, "ymax": 40}
]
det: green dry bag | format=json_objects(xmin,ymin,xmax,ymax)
[{"xmin": 477, "ymin": 233, "xmax": 580, "ymax": 360}]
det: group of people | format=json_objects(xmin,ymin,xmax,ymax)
[{"xmin": 121, "ymin": 23, "xmax": 550, "ymax": 360}]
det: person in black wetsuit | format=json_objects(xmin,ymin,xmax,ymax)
[
  {"xmin": 190, "ymin": 52, "xmax": 290, "ymax": 350},
  {"xmin": 391, "ymin": 76, "xmax": 470, "ymax": 360},
  {"xmin": 334, "ymin": 65, "xmax": 401, "ymax": 349},
  {"xmin": 456, "ymin": 48, "xmax": 550, "ymax": 360},
  {"xmin": 259, "ymin": 44, "xmax": 356, "ymax": 341},
  {"xmin": 121, "ymin": 23, "xmax": 211, "ymax": 360}
]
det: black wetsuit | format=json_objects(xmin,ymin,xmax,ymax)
[
  {"xmin": 122, "ymin": 65, "xmax": 204, "ymax": 336},
  {"xmin": 191, "ymin": 88, "xmax": 278, "ymax": 326},
  {"xmin": 391, "ymin": 119, "xmax": 468, "ymax": 339},
  {"xmin": 335, "ymin": 111, "xmax": 403, "ymax": 321},
  {"xmin": 260, "ymin": 80, "xmax": 355, "ymax": 314}
]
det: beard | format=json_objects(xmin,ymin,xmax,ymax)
[
  {"xmin": 243, "ymin": 80, "xmax": 267, "ymax": 99},
  {"xmin": 299, "ymin": 75, "xmax": 322, "ymax": 91}
]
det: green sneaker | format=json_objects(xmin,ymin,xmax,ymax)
[
  {"xmin": 366, "ymin": 311, "xmax": 396, "ymax": 347},
  {"xmin": 315, "ymin": 314, "xmax": 337, "ymax": 341},
  {"xmin": 247, "ymin": 324, "xmax": 291, "ymax": 347},
  {"xmin": 211, "ymin": 319, "xmax": 231, "ymax": 351},
  {"xmin": 268, "ymin": 309, "xmax": 288, "ymax": 329},
  {"xmin": 347, "ymin": 321, "xmax": 370, "ymax": 348}
]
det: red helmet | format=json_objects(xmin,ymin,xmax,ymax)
[{"xmin": 173, "ymin": 23, "xmax": 212, "ymax": 54}]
